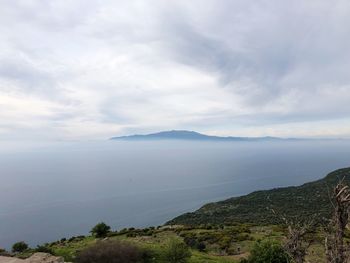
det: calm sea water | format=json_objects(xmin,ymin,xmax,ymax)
[{"xmin": 1, "ymin": 140, "xmax": 350, "ymax": 249}]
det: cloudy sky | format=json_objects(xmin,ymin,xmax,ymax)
[{"xmin": 1, "ymin": 0, "xmax": 350, "ymax": 140}]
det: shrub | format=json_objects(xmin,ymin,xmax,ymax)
[
  {"xmin": 107, "ymin": 231, "xmax": 119, "ymax": 237},
  {"xmin": 0, "ymin": 248, "xmax": 9, "ymax": 256},
  {"xmin": 118, "ymin": 228, "xmax": 128, "ymax": 234},
  {"xmin": 183, "ymin": 236, "xmax": 206, "ymax": 252},
  {"xmin": 90, "ymin": 222, "xmax": 111, "ymax": 238},
  {"xmin": 196, "ymin": 242, "xmax": 206, "ymax": 252},
  {"xmin": 183, "ymin": 236, "xmax": 197, "ymax": 248},
  {"xmin": 76, "ymin": 240, "xmax": 148, "ymax": 263},
  {"xmin": 126, "ymin": 232, "xmax": 137, "ymax": 237},
  {"xmin": 35, "ymin": 245, "xmax": 54, "ymax": 254},
  {"xmin": 218, "ymin": 236, "xmax": 232, "ymax": 250},
  {"xmin": 245, "ymin": 239, "xmax": 290, "ymax": 263},
  {"xmin": 12, "ymin": 241, "xmax": 28, "ymax": 253},
  {"xmin": 68, "ymin": 236, "xmax": 76, "ymax": 242},
  {"xmin": 162, "ymin": 238, "xmax": 191, "ymax": 263}
]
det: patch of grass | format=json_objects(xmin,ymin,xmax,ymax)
[{"xmin": 40, "ymin": 224, "xmax": 325, "ymax": 263}]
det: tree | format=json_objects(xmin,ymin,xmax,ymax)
[
  {"xmin": 90, "ymin": 222, "xmax": 111, "ymax": 238},
  {"xmin": 284, "ymin": 224, "xmax": 311, "ymax": 263},
  {"xmin": 162, "ymin": 238, "xmax": 191, "ymax": 263},
  {"xmin": 76, "ymin": 240, "xmax": 147, "ymax": 263},
  {"xmin": 325, "ymin": 182, "xmax": 350, "ymax": 263},
  {"xmin": 245, "ymin": 239, "xmax": 290, "ymax": 263},
  {"xmin": 270, "ymin": 204, "xmax": 314, "ymax": 263},
  {"xmin": 12, "ymin": 241, "xmax": 28, "ymax": 253}
]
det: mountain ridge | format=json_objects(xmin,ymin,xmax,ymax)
[{"xmin": 110, "ymin": 130, "xmax": 288, "ymax": 141}]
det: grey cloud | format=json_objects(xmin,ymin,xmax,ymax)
[
  {"xmin": 0, "ymin": 0, "xmax": 350, "ymax": 139},
  {"xmin": 0, "ymin": 58, "xmax": 55, "ymax": 93},
  {"xmin": 156, "ymin": 0, "xmax": 350, "ymax": 109}
]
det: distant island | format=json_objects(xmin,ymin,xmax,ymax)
[{"xmin": 110, "ymin": 130, "xmax": 288, "ymax": 141}]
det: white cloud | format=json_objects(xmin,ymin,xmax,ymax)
[{"xmin": 0, "ymin": 0, "xmax": 349, "ymax": 139}]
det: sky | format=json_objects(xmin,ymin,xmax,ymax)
[{"xmin": 0, "ymin": 0, "xmax": 350, "ymax": 140}]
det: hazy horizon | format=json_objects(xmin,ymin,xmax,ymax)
[{"xmin": 2, "ymin": 129, "xmax": 350, "ymax": 143}]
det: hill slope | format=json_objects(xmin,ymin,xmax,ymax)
[
  {"xmin": 167, "ymin": 168, "xmax": 350, "ymax": 225},
  {"xmin": 110, "ymin": 130, "xmax": 283, "ymax": 141}
]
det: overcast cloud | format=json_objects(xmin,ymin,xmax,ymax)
[{"xmin": 1, "ymin": 0, "xmax": 350, "ymax": 140}]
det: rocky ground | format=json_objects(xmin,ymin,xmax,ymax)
[{"xmin": 0, "ymin": 253, "xmax": 69, "ymax": 263}]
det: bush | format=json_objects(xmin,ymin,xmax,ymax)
[
  {"xmin": 12, "ymin": 241, "xmax": 28, "ymax": 253},
  {"xmin": 34, "ymin": 245, "xmax": 54, "ymax": 254},
  {"xmin": 183, "ymin": 236, "xmax": 197, "ymax": 248},
  {"xmin": 68, "ymin": 236, "xmax": 77, "ymax": 242},
  {"xmin": 107, "ymin": 231, "xmax": 119, "ymax": 237},
  {"xmin": 162, "ymin": 238, "xmax": 191, "ymax": 263},
  {"xmin": 245, "ymin": 239, "xmax": 290, "ymax": 263},
  {"xmin": 196, "ymin": 242, "xmax": 206, "ymax": 252},
  {"xmin": 90, "ymin": 222, "xmax": 111, "ymax": 238},
  {"xmin": 76, "ymin": 240, "xmax": 148, "ymax": 263},
  {"xmin": 0, "ymin": 248, "xmax": 9, "ymax": 256}
]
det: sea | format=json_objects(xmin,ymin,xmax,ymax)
[{"xmin": 1, "ymin": 139, "xmax": 350, "ymax": 249}]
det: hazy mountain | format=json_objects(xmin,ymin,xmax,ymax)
[{"xmin": 110, "ymin": 130, "xmax": 284, "ymax": 141}]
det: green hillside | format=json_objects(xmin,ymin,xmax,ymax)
[{"xmin": 167, "ymin": 168, "xmax": 350, "ymax": 226}]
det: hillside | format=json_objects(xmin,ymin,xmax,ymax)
[
  {"xmin": 167, "ymin": 168, "xmax": 350, "ymax": 226},
  {"xmin": 110, "ymin": 130, "xmax": 283, "ymax": 141},
  {"xmin": 11, "ymin": 225, "xmax": 293, "ymax": 263}
]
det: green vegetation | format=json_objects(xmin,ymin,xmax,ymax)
[
  {"xmin": 34, "ymin": 244, "xmax": 54, "ymax": 254},
  {"xmin": 76, "ymin": 240, "xmax": 147, "ymax": 263},
  {"xmin": 16, "ymin": 224, "xmax": 279, "ymax": 262},
  {"xmin": 0, "ymin": 247, "xmax": 10, "ymax": 256},
  {"xmin": 12, "ymin": 241, "xmax": 29, "ymax": 253},
  {"xmin": 168, "ymin": 168, "xmax": 350, "ymax": 226},
  {"xmin": 16, "ymin": 224, "xmax": 323, "ymax": 262},
  {"xmin": 242, "ymin": 239, "xmax": 290, "ymax": 263},
  {"xmin": 90, "ymin": 222, "xmax": 111, "ymax": 238},
  {"xmin": 162, "ymin": 238, "xmax": 191, "ymax": 263}
]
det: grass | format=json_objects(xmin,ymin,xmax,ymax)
[
  {"xmin": 15, "ymin": 224, "xmax": 327, "ymax": 263},
  {"xmin": 11, "ymin": 230, "xmax": 324, "ymax": 263}
]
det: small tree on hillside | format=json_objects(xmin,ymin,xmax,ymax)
[
  {"xmin": 162, "ymin": 238, "xmax": 191, "ymax": 263},
  {"xmin": 284, "ymin": 223, "xmax": 312, "ymax": 263},
  {"xmin": 270, "ymin": 207, "xmax": 314, "ymax": 263},
  {"xmin": 244, "ymin": 239, "xmax": 290, "ymax": 263},
  {"xmin": 90, "ymin": 222, "xmax": 111, "ymax": 238},
  {"xmin": 12, "ymin": 241, "xmax": 28, "ymax": 253}
]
